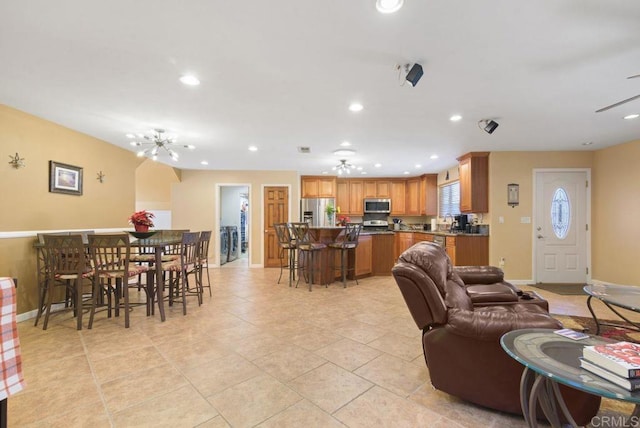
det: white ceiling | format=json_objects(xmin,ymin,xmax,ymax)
[{"xmin": 1, "ymin": 0, "xmax": 639, "ymax": 177}]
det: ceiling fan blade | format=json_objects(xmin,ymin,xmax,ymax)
[
  {"xmin": 627, "ymin": 74, "xmax": 640, "ymax": 79},
  {"xmin": 595, "ymin": 94, "xmax": 640, "ymax": 113}
]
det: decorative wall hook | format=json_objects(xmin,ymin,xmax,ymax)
[
  {"xmin": 96, "ymin": 171, "xmax": 105, "ymax": 183},
  {"xmin": 8, "ymin": 153, "xmax": 25, "ymax": 169},
  {"xmin": 508, "ymin": 183, "xmax": 519, "ymax": 207}
]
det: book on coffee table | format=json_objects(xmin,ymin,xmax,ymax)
[
  {"xmin": 580, "ymin": 358, "xmax": 640, "ymax": 391},
  {"xmin": 582, "ymin": 341, "xmax": 640, "ymax": 378}
]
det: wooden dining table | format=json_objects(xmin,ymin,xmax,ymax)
[{"xmin": 34, "ymin": 231, "xmax": 183, "ymax": 324}]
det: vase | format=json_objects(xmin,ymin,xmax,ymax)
[{"xmin": 134, "ymin": 224, "xmax": 149, "ymax": 232}]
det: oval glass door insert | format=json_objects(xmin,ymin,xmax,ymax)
[{"xmin": 551, "ymin": 187, "xmax": 570, "ymax": 239}]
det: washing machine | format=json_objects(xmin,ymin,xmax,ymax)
[
  {"xmin": 226, "ymin": 226, "xmax": 239, "ymax": 262},
  {"xmin": 219, "ymin": 227, "xmax": 228, "ymax": 265}
]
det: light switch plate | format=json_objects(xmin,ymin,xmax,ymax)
[
  {"xmin": 499, "ymin": 216, "xmax": 504, "ymax": 224},
  {"xmin": 521, "ymin": 216, "xmax": 531, "ymax": 224}
]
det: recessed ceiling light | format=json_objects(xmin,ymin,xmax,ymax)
[
  {"xmin": 403, "ymin": 171, "xmax": 410, "ymax": 175},
  {"xmin": 340, "ymin": 141, "xmax": 351, "ymax": 147},
  {"xmin": 333, "ymin": 149, "xmax": 356, "ymax": 156},
  {"xmin": 361, "ymin": 171, "xmax": 367, "ymax": 175},
  {"xmin": 450, "ymin": 115, "xmax": 462, "ymax": 122},
  {"xmin": 348, "ymin": 103, "xmax": 363, "ymax": 112},
  {"xmin": 582, "ymin": 142, "xmax": 593, "ymax": 146},
  {"xmin": 357, "ymin": 166, "xmax": 363, "ymax": 171},
  {"xmin": 430, "ymin": 154, "xmax": 439, "ymax": 160},
  {"xmin": 624, "ymin": 114, "xmax": 639, "ymax": 120},
  {"xmin": 376, "ymin": 0, "xmax": 404, "ymax": 14},
  {"xmin": 322, "ymin": 171, "xmax": 328, "ymax": 175},
  {"xmin": 200, "ymin": 160, "xmax": 208, "ymax": 165},
  {"xmin": 179, "ymin": 75, "xmax": 200, "ymax": 86},
  {"xmin": 415, "ymin": 164, "xmax": 422, "ymax": 168},
  {"xmin": 374, "ymin": 163, "xmax": 382, "ymax": 168},
  {"xmin": 125, "ymin": 133, "xmax": 135, "ymax": 139},
  {"xmin": 248, "ymin": 145, "xmax": 258, "ymax": 152}
]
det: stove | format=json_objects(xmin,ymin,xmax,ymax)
[{"xmin": 363, "ymin": 219, "xmax": 390, "ymax": 231}]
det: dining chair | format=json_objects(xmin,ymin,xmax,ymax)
[
  {"xmin": 197, "ymin": 230, "xmax": 212, "ymax": 296},
  {"xmin": 289, "ymin": 222, "xmax": 326, "ymax": 291},
  {"xmin": 161, "ymin": 231, "xmax": 201, "ymax": 315},
  {"xmin": 87, "ymin": 233, "xmax": 149, "ymax": 328},
  {"xmin": 36, "ymin": 234, "xmax": 93, "ymax": 330},
  {"xmin": 328, "ymin": 223, "xmax": 362, "ymax": 288},
  {"xmin": 274, "ymin": 223, "xmax": 297, "ymax": 286}
]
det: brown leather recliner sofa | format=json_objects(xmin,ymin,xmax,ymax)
[{"xmin": 392, "ymin": 242, "xmax": 600, "ymax": 425}]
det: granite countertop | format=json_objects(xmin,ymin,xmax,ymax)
[{"xmin": 363, "ymin": 229, "xmax": 488, "ymax": 237}]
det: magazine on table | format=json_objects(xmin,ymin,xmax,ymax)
[
  {"xmin": 554, "ymin": 328, "xmax": 589, "ymax": 340},
  {"xmin": 582, "ymin": 341, "xmax": 640, "ymax": 379}
]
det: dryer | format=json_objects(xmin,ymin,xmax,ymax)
[
  {"xmin": 226, "ymin": 226, "xmax": 239, "ymax": 262},
  {"xmin": 219, "ymin": 227, "xmax": 228, "ymax": 265}
]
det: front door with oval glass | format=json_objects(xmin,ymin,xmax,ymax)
[{"xmin": 534, "ymin": 170, "xmax": 589, "ymax": 283}]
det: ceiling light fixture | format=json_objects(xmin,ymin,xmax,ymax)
[
  {"xmin": 374, "ymin": 163, "xmax": 382, "ymax": 168},
  {"xmin": 624, "ymin": 114, "xmax": 639, "ymax": 120},
  {"xmin": 248, "ymin": 145, "xmax": 258, "ymax": 152},
  {"xmin": 430, "ymin": 154, "xmax": 439, "ymax": 160},
  {"xmin": 179, "ymin": 75, "xmax": 200, "ymax": 86},
  {"xmin": 349, "ymin": 103, "xmax": 363, "ymax": 112},
  {"xmin": 201, "ymin": 161, "xmax": 209, "ymax": 165},
  {"xmin": 332, "ymin": 159, "xmax": 356, "ymax": 175},
  {"xmin": 450, "ymin": 115, "xmax": 462, "ymax": 122},
  {"xmin": 376, "ymin": 0, "xmax": 404, "ymax": 14},
  {"xmin": 340, "ymin": 141, "xmax": 352, "ymax": 147},
  {"xmin": 128, "ymin": 128, "xmax": 195, "ymax": 162}
]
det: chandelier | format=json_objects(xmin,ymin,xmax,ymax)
[
  {"xmin": 128, "ymin": 128, "xmax": 195, "ymax": 162},
  {"xmin": 333, "ymin": 159, "xmax": 356, "ymax": 175}
]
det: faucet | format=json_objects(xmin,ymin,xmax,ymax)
[{"xmin": 444, "ymin": 213, "xmax": 454, "ymax": 232}]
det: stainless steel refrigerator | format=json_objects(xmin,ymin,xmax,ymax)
[{"xmin": 300, "ymin": 198, "xmax": 336, "ymax": 227}]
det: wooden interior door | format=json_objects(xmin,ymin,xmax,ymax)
[{"xmin": 264, "ymin": 186, "xmax": 289, "ymax": 267}]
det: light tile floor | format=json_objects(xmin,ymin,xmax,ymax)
[{"xmin": 11, "ymin": 269, "xmax": 640, "ymax": 427}]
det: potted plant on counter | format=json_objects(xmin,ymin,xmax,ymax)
[
  {"xmin": 128, "ymin": 210, "xmax": 155, "ymax": 232},
  {"xmin": 325, "ymin": 204, "xmax": 337, "ymax": 226}
]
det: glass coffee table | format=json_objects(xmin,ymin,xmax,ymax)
[
  {"xmin": 501, "ymin": 328, "xmax": 640, "ymax": 428},
  {"xmin": 584, "ymin": 283, "xmax": 640, "ymax": 335}
]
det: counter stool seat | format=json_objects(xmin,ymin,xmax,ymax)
[
  {"xmin": 328, "ymin": 223, "xmax": 362, "ymax": 288},
  {"xmin": 289, "ymin": 223, "xmax": 326, "ymax": 291}
]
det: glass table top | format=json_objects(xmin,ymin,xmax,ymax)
[
  {"xmin": 501, "ymin": 328, "xmax": 640, "ymax": 403},
  {"xmin": 584, "ymin": 283, "xmax": 640, "ymax": 312}
]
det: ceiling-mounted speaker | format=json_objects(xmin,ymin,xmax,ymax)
[
  {"xmin": 483, "ymin": 120, "xmax": 499, "ymax": 134},
  {"xmin": 405, "ymin": 63, "xmax": 423, "ymax": 87}
]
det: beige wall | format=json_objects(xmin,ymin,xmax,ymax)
[
  {"xmin": 488, "ymin": 151, "xmax": 594, "ymax": 280},
  {"xmin": 135, "ymin": 160, "xmax": 181, "ymax": 211},
  {"xmin": 0, "ymin": 105, "xmax": 142, "ymax": 313},
  {"xmin": 592, "ymin": 139, "xmax": 640, "ymax": 284},
  {"xmin": 171, "ymin": 169, "xmax": 300, "ymax": 266}
]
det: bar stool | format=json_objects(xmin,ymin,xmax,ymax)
[
  {"xmin": 289, "ymin": 222, "xmax": 326, "ymax": 291},
  {"xmin": 274, "ymin": 223, "xmax": 297, "ymax": 286},
  {"xmin": 197, "ymin": 230, "xmax": 213, "ymax": 296},
  {"xmin": 328, "ymin": 223, "xmax": 362, "ymax": 288}
]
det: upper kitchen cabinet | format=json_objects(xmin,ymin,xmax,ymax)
[
  {"xmin": 390, "ymin": 180, "xmax": 406, "ymax": 215},
  {"xmin": 420, "ymin": 174, "xmax": 438, "ymax": 216},
  {"xmin": 457, "ymin": 152, "xmax": 489, "ymax": 213},
  {"xmin": 405, "ymin": 178, "xmax": 420, "ymax": 215},
  {"xmin": 336, "ymin": 179, "xmax": 364, "ymax": 215},
  {"xmin": 301, "ymin": 176, "xmax": 336, "ymax": 198},
  {"xmin": 363, "ymin": 179, "xmax": 391, "ymax": 199},
  {"xmin": 348, "ymin": 180, "xmax": 364, "ymax": 214}
]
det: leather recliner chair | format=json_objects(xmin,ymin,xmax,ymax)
[{"xmin": 392, "ymin": 242, "xmax": 600, "ymax": 425}]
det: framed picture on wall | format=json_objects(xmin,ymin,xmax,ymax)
[{"xmin": 49, "ymin": 161, "xmax": 83, "ymax": 195}]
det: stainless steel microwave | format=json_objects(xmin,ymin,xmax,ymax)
[{"xmin": 364, "ymin": 198, "xmax": 391, "ymax": 213}]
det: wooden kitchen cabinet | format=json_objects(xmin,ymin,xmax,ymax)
[
  {"xmin": 376, "ymin": 180, "xmax": 391, "ymax": 198},
  {"xmin": 372, "ymin": 234, "xmax": 395, "ymax": 275},
  {"xmin": 445, "ymin": 236, "xmax": 456, "ymax": 266},
  {"xmin": 363, "ymin": 180, "xmax": 377, "ymax": 198},
  {"xmin": 405, "ymin": 178, "xmax": 420, "ymax": 215},
  {"xmin": 420, "ymin": 174, "xmax": 438, "ymax": 216},
  {"xmin": 348, "ymin": 235, "xmax": 372, "ymax": 278},
  {"xmin": 445, "ymin": 235, "xmax": 489, "ymax": 266},
  {"xmin": 390, "ymin": 181, "xmax": 406, "ymax": 215},
  {"xmin": 395, "ymin": 231, "xmax": 414, "ymax": 260},
  {"xmin": 457, "ymin": 152, "xmax": 489, "ymax": 213},
  {"xmin": 348, "ymin": 180, "xmax": 364, "ymax": 214},
  {"xmin": 301, "ymin": 176, "xmax": 336, "ymax": 198},
  {"xmin": 336, "ymin": 179, "xmax": 349, "ymax": 214}
]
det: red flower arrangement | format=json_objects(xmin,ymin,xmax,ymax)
[
  {"xmin": 128, "ymin": 210, "xmax": 155, "ymax": 227},
  {"xmin": 337, "ymin": 215, "xmax": 351, "ymax": 226}
]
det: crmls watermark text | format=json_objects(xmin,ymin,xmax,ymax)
[{"xmin": 591, "ymin": 415, "xmax": 640, "ymax": 427}]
